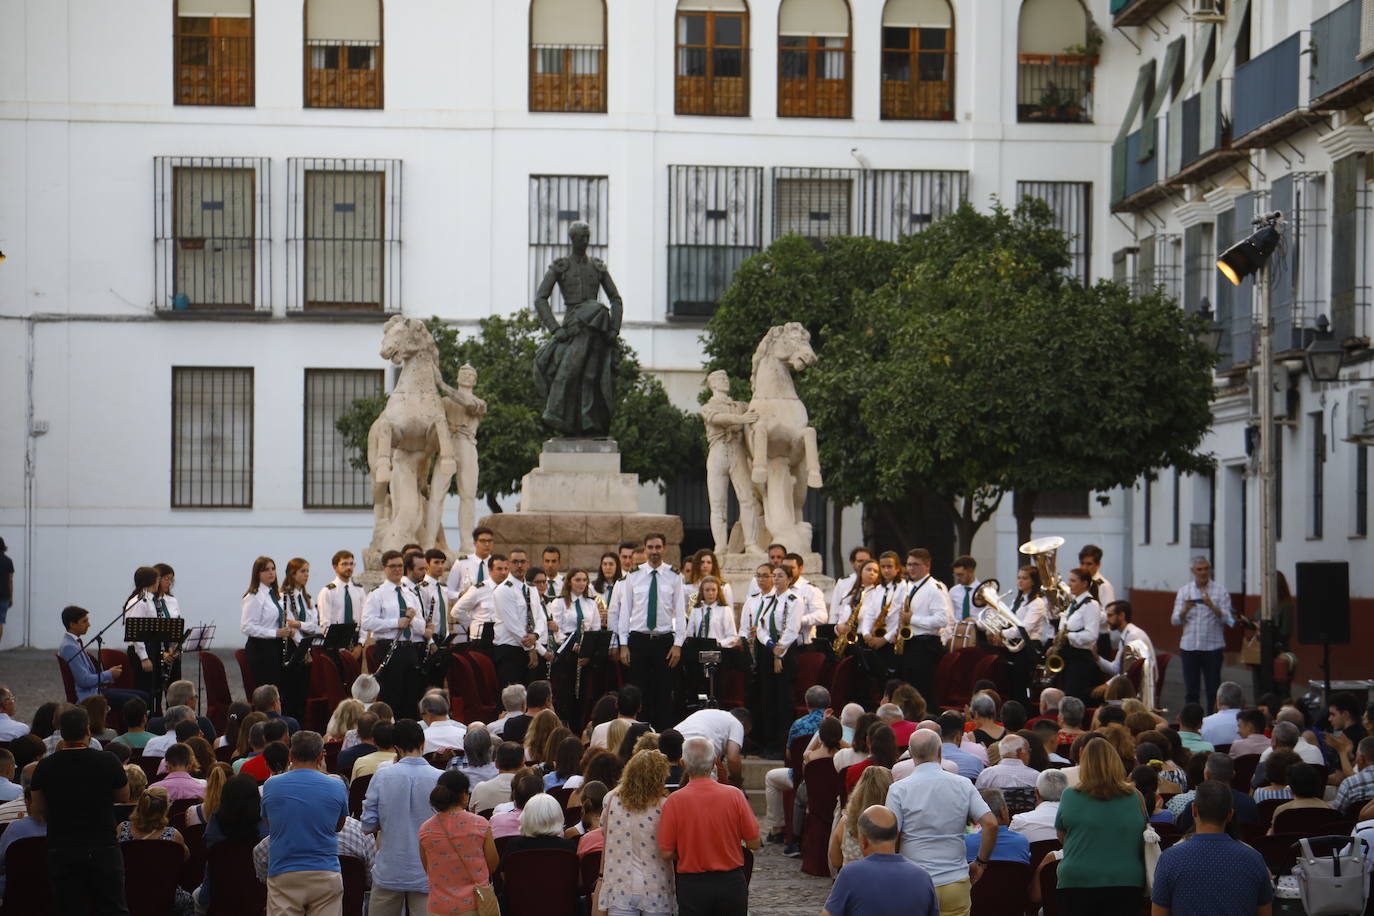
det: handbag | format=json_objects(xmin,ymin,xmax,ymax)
[
  {"xmin": 1240, "ymin": 632, "xmax": 1262, "ymax": 665},
  {"xmin": 445, "ymin": 819, "xmax": 499, "ymax": 916},
  {"xmin": 1138, "ymin": 792, "xmax": 1161, "ymax": 895},
  {"xmin": 1292, "ymin": 836, "xmax": 1369, "ymax": 916}
]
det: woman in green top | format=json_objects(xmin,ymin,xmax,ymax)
[{"xmin": 1054, "ymin": 736, "xmax": 1146, "ymax": 914}]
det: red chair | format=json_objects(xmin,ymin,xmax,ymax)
[
  {"xmin": 1028, "ymin": 838, "xmax": 1061, "ymax": 868},
  {"xmin": 800, "ymin": 757, "xmax": 843, "ymax": 877},
  {"xmin": 100, "ymin": 648, "xmax": 135, "ymax": 688},
  {"xmin": 1255, "ymin": 797, "xmax": 1286, "ymax": 832},
  {"xmin": 54, "ymin": 654, "xmax": 79, "ymax": 704},
  {"xmin": 214, "ymin": 744, "xmax": 234, "ymax": 763},
  {"xmin": 198, "ymin": 651, "xmax": 233, "ymax": 734},
  {"xmin": 340, "ymin": 854, "xmax": 367, "ymax": 916},
  {"xmin": 782, "ymin": 734, "xmax": 811, "ymax": 844},
  {"xmin": 168, "ymin": 797, "xmax": 200, "ymax": 827},
  {"xmin": 969, "ymin": 859, "xmax": 1031, "ymax": 915},
  {"xmin": 969, "ymin": 653, "xmax": 1010, "ymax": 701},
  {"xmin": 205, "ymin": 841, "xmax": 267, "ymax": 915},
  {"xmin": 579, "ymin": 849, "xmax": 602, "ymax": 894},
  {"xmin": 1272, "ymin": 807, "xmax": 1352, "ymax": 836},
  {"xmin": 792, "ymin": 653, "xmax": 829, "ymax": 717},
  {"xmin": 233, "ymin": 649, "xmax": 257, "ymax": 699},
  {"xmin": 465, "ymin": 651, "xmax": 502, "ymax": 712},
  {"xmin": 501, "ymin": 849, "xmax": 581, "ymax": 916},
  {"xmin": 448, "ymin": 654, "xmax": 496, "ymax": 722},
  {"xmin": 1231, "ymin": 754, "xmax": 1262, "ymax": 791},
  {"xmin": 348, "ymin": 773, "xmax": 372, "ymax": 818},
  {"xmin": 179, "ymin": 821, "xmax": 207, "ymax": 893},
  {"xmin": 325, "ymin": 739, "xmax": 344, "ymax": 774},
  {"xmin": 336, "ymin": 648, "xmax": 362, "ymax": 686},
  {"xmin": 550, "ymin": 786, "xmax": 575, "ymax": 812},
  {"xmin": 0, "ymin": 835, "xmax": 54, "ymax": 916},
  {"xmin": 1252, "ymin": 833, "xmax": 1304, "ymax": 875},
  {"xmin": 563, "ymin": 805, "xmax": 583, "ymax": 831},
  {"xmin": 121, "ymin": 838, "xmax": 185, "ymax": 916},
  {"xmin": 829, "ymin": 656, "xmax": 856, "ymax": 706},
  {"xmin": 1153, "ymin": 652, "xmax": 1172, "ymax": 695},
  {"xmin": 1038, "ymin": 857, "xmax": 1061, "ymax": 916},
  {"xmin": 306, "ymin": 650, "xmax": 347, "ymax": 732},
  {"xmin": 137, "ymin": 755, "xmax": 162, "ymax": 782}
]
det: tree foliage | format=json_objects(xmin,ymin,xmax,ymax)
[
  {"xmin": 338, "ymin": 313, "xmax": 702, "ymax": 510},
  {"xmin": 702, "ymin": 199, "xmax": 1217, "ymax": 553}
]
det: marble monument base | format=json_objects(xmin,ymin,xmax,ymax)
[
  {"xmin": 519, "ymin": 438, "xmax": 640, "ymax": 515},
  {"xmin": 720, "ymin": 548, "xmax": 833, "ymax": 609}
]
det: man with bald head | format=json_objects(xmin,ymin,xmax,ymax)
[
  {"xmin": 885, "ymin": 730, "xmax": 999, "ymax": 916},
  {"xmin": 821, "ymin": 805, "xmax": 938, "ymax": 916}
]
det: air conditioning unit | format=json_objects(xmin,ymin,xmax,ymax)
[
  {"xmin": 1188, "ymin": 0, "xmax": 1225, "ymax": 22},
  {"xmin": 1345, "ymin": 387, "xmax": 1374, "ymax": 442}
]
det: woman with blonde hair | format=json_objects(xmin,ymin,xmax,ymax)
[
  {"xmin": 1099, "ymin": 723, "xmax": 1137, "ymax": 771},
  {"xmin": 524, "ymin": 708, "xmax": 561, "ymax": 765},
  {"xmin": 829, "ymin": 764, "xmax": 893, "ymax": 871},
  {"xmin": 1053, "ymin": 737, "xmax": 1146, "ymax": 914},
  {"xmin": 604, "ymin": 717, "xmax": 630, "ymax": 760},
  {"xmin": 231, "ymin": 711, "xmax": 268, "ymax": 762},
  {"xmin": 186, "ymin": 762, "xmax": 233, "ymax": 827},
  {"xmin": 598, "ymin": 750, "xmax": 676, "ymax": 915},
  {"xmin": 326, "ymin": 698, "xmax": 365, "ymax": 743},
  {"xmin": 118, "ymin": 786, "xmax": 191, "ymax": 861},
  {"xmin": 123, "ymin": 763, "xmax": 148, "ymax": 807}
]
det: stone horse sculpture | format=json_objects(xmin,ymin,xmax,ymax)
[
  {"xmin": 366, "ymin": 316, "xmax": 457, "ymax": 564},
  {"xmin": 745, "ymin": 322, "xmax": 824, "ymax": 553}
]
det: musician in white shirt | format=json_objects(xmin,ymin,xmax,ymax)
[
  {"xmin": 612, "ymin": 534, "xmax": 686, "ymax": 729},
  {"xmin": 1078, "ymin": 544, "xmax": 1117, "ymax": 655},
  {"xmin": 278, "ymin": 557, "xmax": 319, "ymax": 722},
  {"xmin": 240, "ymin": 556, "xmax": 291, "ymax": 697},
  {"xmin": 1095, "ymin": 600, "xmax": 1155, "ymax": 679},
  {"xmin": 153, "ymin": 563, "xmax": 185, "ymax": 685},
  {"xmin": 739, "ymin": 564, "xmax": 776, "ymax": 661},
  {"xmin": 828, "ymin": 546, "xmax": 874, "ymax": 626},
  {"xmin": 317, "ymin": 549, "xmax": 368, "ymax": 664},
  {"xmin": 445, "ymin": 525, "xmax": 496, "ymax": 646},
  {"xmin": 947, "ymin": 556, "xmax": 983, "ymax": 630},
  {"xmin": 487, "ymin": 554, "xmax": 551, "ymax": 689},
  {"xmin": 419, "ymin": 548, "xmax": 453, "ymax": 687},
  {"xmin": 124, "ymin": 566, "xmax": 178, "ymax": 703},
  {"xmin": 781, "ymin": 553, "xmax": 828, "ymax": 644},
  {"xmin": 683, "ymin": 576, "xmax": 739, "ymax": 707},
  {"xmin": 548, "ymin": 568, "xmax": 601, "ymax": 723},
  {"xmin": 994, "ymin": 565, "xmax": 1049, "ymax": 704},
  {"xmin": 752, "ymin": 565, "xmax": 803, "ymax": 751},
  {"xmin": 361, "ymin": 550, "xmax": 426, "ymax": 714},
  {"xmin": 687, "ymin": 549, "xmax": 735, "ymax": 608},
  {"xmin": 744, "ymin": 543, "xmax": 787, "ymax": 599},
  {"xmin": 539, "ymin": 546, "xmax": 566, "ymax": 603},
  {"xmin": 894, "ymin": 548, "xmax": 952, "ymax": 703},
  {"xmin": 1058, "ymin": 567, "xmax": 1103, "ymax": 703}
]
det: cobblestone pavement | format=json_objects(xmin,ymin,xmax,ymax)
[{"xmin": 749, "ymin": 841, "xmax": 832, "ymax": 915}]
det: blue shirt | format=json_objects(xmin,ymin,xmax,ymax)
[
  {"xmin": 965, "ymin": 825, "xmax": 1031, "ymax": 864},
  {"xmin": 0, "ymin": 777, "xmax": 20, "ymax": 803},
  {"xmin": 942, "ymin": 742, "xmax": 985, "ymax": 780},
  {"xmin": 360, "ymin": 756, "xmax": 441, "ymax": 892},
  {"xmin": 1151, "ymin": 832, "xmax": 1274, "ymax": 916},
  {"xmin": 0, "ymin": 816, "xmax": 47, "ymax": 896},
  {"xmin": 886, "ymin": 761, "xmax": 992, "ymax": 887},
  {"xmin": 823, "ymin": 853, "xmax": 938, "ymax": 916},
  {"xmin": 59, "ymin": 632, "xmax": 113, "ymax": 700},
  {"xmin": 788, "ymin": 709, "xmax": 825, "ymax": 781},
  {"xmin": 260, "ymin": 768, "xmax": 348, "ymax": 878}
]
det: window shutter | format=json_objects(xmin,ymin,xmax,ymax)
[
  {"xmin": 882, "ymin": 0, "xmax": 951, "ymax": 29},
  {"xmin": 778, "ymin": 0, "xmax": 849, "ymax": 37},
  {"xmin": 1361, "ymin": 0, "xmax": 1374, "ymax": 59},
  {"xmin": 306, "ymin": 0, "xmax": 380, "ymax": 43},
  {"xmin": 774, "ymin": 177, "xmax": 853, "ymax": 239},
  {"xmin": 178, "ymin": 0, "xmax": 251, "ymax": 17},
  {"xmin": 531, "ymin": 0, "xmax": 605, "ymax": 46}
]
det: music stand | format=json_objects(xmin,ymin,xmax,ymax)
[
  {"xmin": 683, "ymin": 637, "xmax": 722, "ymax": 709},
  {"xmin": 181, "ymin": 625, "xmax": 215, "ymax": 725},
  {"xmin": 284, "ymin": 635, "xmax": 315, "ymax": 670},
  {"xmin": 125, "ymin": 617, "xmax": 185, "ymax": 716},
  {"xmin": 321, "ymin": 623, "xmax": 359, "ymax": 651},
  {"xmin": 577, "ymin": 630, "xmax": 612, "ymax": 662}
]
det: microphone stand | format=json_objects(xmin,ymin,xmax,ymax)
[{"xmin": 81, "ymin": 605, "xmax": 132, "ymax": 692}]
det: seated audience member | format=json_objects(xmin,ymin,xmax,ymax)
[
  {"xmin": 1271, "ymin": 763, "xmax": 1333, "ymax": 824},
  {"xmin": 968, "ymin": 692, "xmax": 1006, "ymax": 748},
  {"xmin": 469, "ymin": 741, "xmax": 525, "ymax": 814},
  {"xmin": 976, "ymin": 734, "xmax": 1039, "ymax": 789},
  {"xmin": 420, "ymin": 693, "xmax": 467, "ymax": 754},
  {"xmin": 196, "ymin": 773, "xmax": 268, "ymax": 911},
  {"xmin": 1176, "ymin": 702, "xmax": 1214, "ymax": 754},
  {"xmin": 214, "ymin": 702, "xmax": 251, "ymax": 752},
  {"xmin": 1034, "ymin": 720, "xmax": 1070, "ymax": 765},
  {"xmin": 573, "ymin": 751, "xmax": 623, "ymax": 807},
  {"xmin": 336, "ymin": 712, "xmax": 379, "ymax": 778},
  {"xmin": 590, "ymin": 685, "xmax": 644, "ymax": 750},
  {"xmin": 965, "ymin": 788, "xmax": 1031, "ymax": 864},
  {"xmin": 351, "ymin": 673, "xmax": 381, "ymax": 712},
  {"xmin": 185, "ymin": 762, "xmax": 232, "ymax": 828},
  {"xmin": 28, "ymin": 701, "xmax": 59, "ymax": 741},
  {"xmin": 158, "ymin": 742, "xmax": 209, "ymax": 801},
  {"xmin": 241, "ymin": 719, "xmax": 290, "ymax": 783},
  {"xmin": 418, "ymin": 770, "xmax": 498, "ymax": 916},
  {"xmin": 889, "ymin": 685, "xmax": 925, "ymax": 747},
  {"xmin": 1130, "ymin": 765, "xmax": 1174, "ymax": 824},
  {"xmin": 0, "ymin": 762, "xmax": 46, "ymax": 899},
  {"xmin": 146, "ymin": 680, "xmax": 217, "ymax": 742},
  {"xmin": 1057, "ymin": 696, "xmax": 1087, "ymax": 745},
  {"xmin": 489, "ymin": 770, "xmax": 543, "ymax": 838},
  {"xmin": 80, "ymin": 695, "xmax": 118, "ymax": 744},
  {"xmin": 122, "ymin": 764, "xmax": 148, "ymax": 808},
  {"xmin": 229, "ymin": 712, "xmax": 268, "ymax": 765},
  {"xmin": 325, "ymin": 698, "xmax": 365, "ymax": 745},
  {"xmin": 1034, "ymin": 688, "xmax": 1065, "ymax": 723},
  {"xmin": 763, "ymin": 686, "xmax": 832, "ymax": 843},
  {"xmin": 41, "ymin": 704, "xmax": 104, "ymax": 754},
  {"xmin": 1151, "ymin": 780, "xmax": 1273, "ymax": 916},
  {"xmin": 143, "ymin": 705, "xmax": 195, "ymax": 758},
  {"xmin": 261, "ymin": 742, "xmax": 290, "ymax": 778},
  {"xmin": 1333, "ymin": 736, "xmax": 1374, "ymax": 815},
  {"xmin": 830, "ymin": 764, "xmax": 894, "ymax": 872},
  {"xmin": 1010, "ymin": 768, "xmax": 1069, "ymax": 843},
  {"xmin": 570, "ymin": 780, "xmax": 607, "ymax": 848},
  {"xmin": 1261, "ymin": 719, "xmax": 1325, "ymax": 769},
  {"xmin": 503, "ymin": 793, "xmax": 578, "ymax": 859},
  {"xmin": 350, "ymin": 721, "xmax": 398, "ymax": 784},
  {"xmin": 448, "ymin": 725, "xmax": 498, "ymax": 786},
  {"xmin": 1252, "ymin": 749, "xmax": 1300, "ymax": 803},
  {"xmin": 834, "ymin": 712, "xmax": 878, "ymax": 775},
  {"xmin": 251, "ymin": 684, "xmax": 301, "ymax": 734},
  {"xmin": 1200, "ymin": 682, "xmax": 1245, "ymax": 747},
  {"xmin": 938, "ymin": 712, "xmax": 984, "ymax": 781},
  {"xmin": 545, "ymin": 736, "xmax": 585, "ymax": 791},
  {"xmin": 0, "ymin": 749, "xmax": 18, "ymax": 804},
  {"xmin": 1229, "ymin": 707, "xmax": 1271, "ymax": 758},
  {"xmin": 117, "ymin": 785, "xmax": 190, "ymax": 861},
  {"xmin": 846, "ymin": 723, "xmax": 898, "ymax": 793},
  {"xmin": 488, "ymin": 684, "xmax": 528, "ymax": 741},
  {"xmin": 0, "ymin": 686, "xmax": 29, "ymax": 741},
  {"xmin": 1134, "ymin": 733, "xmax": 1187, "ymax": 794},
  {"xmin": 822, "ymin": 805, "xmax": 938, "ymax": 916},
  {"xmin": 1174, "ymin": 754, "xmax": 1259, "ymax": 833}
]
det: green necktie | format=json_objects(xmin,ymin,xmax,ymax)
[
  {"xmin": 396, "ymin": 585, "xmax": 407, "ymax": 611},
  {"xmin": 647, "ymin": 569, "xmax": 659, "ymax": 629},
  {"xmin": 574, "ymin": 598, "xmax": 584, "ymax": 637},
  {"xmin": 155, "ymin": 597, "xmax": 169, "ymax": 619},
  {"xmin": 699, "ymin": 607, "xmax": 711, "ymax": 639},
  {"xmin": 962, "ymin": 589, "xmax": 971, "ymax": 620},
  {"xmin": 434, "ymin": 585, "xmax": 446, "ymax": 638},
  {"xmin": 343, "ymin": 585, "xmax": 354, "ymax": 625},
  {"xmin": 270, "ymin": 592, "xmax": 284, "ymax": 629},
  {"xmin": 476, "ymin": 562, "xmax": 485, "ymax": 586},
  {"xmin": 767, "ymin": 596, "xmax": 780, "ymax": 642}
]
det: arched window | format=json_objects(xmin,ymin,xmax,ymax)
[
  {"xmin": 305, "ymin": 0, "xmax": 383, "ymax": 109},
  {"xmin": 880, "ymin": 0, "xmax": 953, "ymax": 120},
  {"xmin": 777, "ymin": 0, "xmax": 851, "ymax": 118},
  {"xmin": 675, "ymin": 0, "xmax": 749, "ymax": 117},
  {"xmin": 1017, "ymin": 0, "xmax": 1097, "ymax": 123},
  {"xmin": 174, "ymin": 0, "xmax": 254, "ymax": 106},
  {"xmin": 529, "ymin": 0, "xmax": 607, "ymax": 112}
]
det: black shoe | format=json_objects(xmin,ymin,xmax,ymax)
[
  {"xmin": 765, "ymin": 831, "xmax": 785, "ymax": 845},
  {"xmin": 783, "ymin": 842, "xmax": 801, "ymax": 858}
]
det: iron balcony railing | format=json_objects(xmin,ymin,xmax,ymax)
[{"xmin": 1016, "ymin": 53, "xmax": 1096, "ymax": 123}]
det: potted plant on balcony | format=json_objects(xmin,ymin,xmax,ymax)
[
  {"xmin": 1034, "ymin": 83, "xmax": 1075, "ymax": 121},
  {"xmin": 1058, "ymin": 43, "xmax": 1100, "ymax": 68}
]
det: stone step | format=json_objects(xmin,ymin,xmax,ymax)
[
  {"xmin": 746, "ymin": 786, "xmax": 767, "ymax": 818},
  {"xmin": 742, "ymin": 755, "xmax": 781, "ymax": 790}
]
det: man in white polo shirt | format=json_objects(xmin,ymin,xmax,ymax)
[{"xmin": 673, "ymin": 707, "xmax": 750, "ymax": 787}]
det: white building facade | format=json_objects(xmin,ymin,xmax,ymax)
[{"xmin": 2, "ymin": 0, "xmax": 1143, "ymax": 650}]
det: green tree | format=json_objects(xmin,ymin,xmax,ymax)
[{"xmin": 337, "ymin": 313, "xmax": 702, "ymax": 512}]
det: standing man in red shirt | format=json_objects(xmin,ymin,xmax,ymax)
[{"xmin": 658, "ymin": 735, "xmax": 761, "ymax": 915}]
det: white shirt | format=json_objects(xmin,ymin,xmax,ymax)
[
  {"xmin": 1062, "ymin": 594, "xmax": 1101, "ymax": 650},
  {"xmin": 793, "ymin": 575, "xmax": 829, "ymax": 642},
  {"xmin": 856, "ymin": 586, "xmax": 889, "ymax": 636},
  {"xmin": 279, "ymin": 590, "xmax": 319, "ymax": 644},
  {"xmin": 948, "ymin": 580, "xmax": 981, "ymax": 624},
  {"xmin": 1094, "ymin": 575, "xmax": 1117, "ymax": 634},
  {"xmin": 361, "ymin": 580, "xmax": 426, "ymax": 642},
  {"xmin": 491, "ymin": 577, "xmax": 549, "ymax": 652},
  {"xmin": 0, "ymin": 714, "xmax": 29, "ymax": 742},
  {"xmin": 317, "ymin": 578, "xmax": 368, "ymax": 641},
  {"xmin": 446, "ymin": 554, "xmax": 494, "ymax": 619},
  {"xmin": 1171, "ymin": 579, "xmax": 1234, "ymax": 652},
  {"xmin": 143, "ymin": 731, "xmax": 176, "ymax": 758},
  {"xmin": 125, "ymin": 590, "xmax": 181, "ymax": 661},
  {"xmin": 540, "ymin": 572, "xmax": 566, "ymax": 603},
  {"xmin": 674, "ymin": 708, "xmax": 744, "ymax": 758},
  {"xmin": 241, "ymin": 585, "xmax": 284, "ymax": 640},
  {"xmin": 611, "ymin": 563, "xmax": 686, "ymax": 646},
  {"xmin": 423, "ymin": 718, "xmax": 468, "ymax": 754},
  {"xmin": 589, "ymin": 715, "xmax": 643, "ymax": 750},
  {"xmin": 1201, "ymin": 708, "xmax": 1241, "ymax": 747},
  {"xmin": 975, "ymin": 757, "xmax": 1040, "ymax": 790},
  {"xmin": 899, "ymin": 576, "xmax": 953, "ymax": 641},
  {"xmin": 685, "ymin": 601, "xmax": 739, "ymax": 648},
  {"xmin": 550, "ymin": 593, "xmax": 603, "ymax": 654},
  {"xmin": 1006, "ymin": 592, "xmax": 1051, "ymax": 643},
  {"xmin": 1098, "ymin": 622, "xmax": 1155, "ymax": 677},
  {"xmin": 1260, "ymin": 741, "xmax": 1326, "ymax": 767},
  {"xmin": 419, "ymin": 575, "xmax": 450, "ymax": 641},
  {"xmin": 748, "ymin": 589, "xmax": 802, "ymax": 650},
  {"xmin": 829, "ymin": 574, "xmax": 859, "ymax": 624},
  {"xmin": 1010, "ymin": 801, "xmax": 1061, "ymax": 844},
  {"xmin": 685, "ymin": 580, "xmax": 736, "ymax": 610}
]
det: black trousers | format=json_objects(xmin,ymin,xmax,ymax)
[
  {"xmin": 1057, "ymin": 885, "xmax": 1142, "ymax": 916},
  {"xmin": 494, "ymin": 643, "xmax": 536, "ymax": 689},
  {"xmin": 279, "ymin": 650, "xmax": 310, "ymax": 722},
  {"xmin": 374, "ymin": 639, "xmax": 422, "ymax": 715},
  {"xmin": 48, "ymin": 845, "xmax": 129, "ymax": 916},
  {"xmin": 896, "ymin": 635, "xmax": 943, "ymax": 706},
  {"xmin": 1060, "ymin": 645, "xmax": 1100, "ymax": 703},
  {"xmin": 628, "ymin": 631, "xmax": 676, "ymax": 730},
  {"xmin": 676, "ymin": 867, "xmax": 748, "ymax": 916},
  {"xmin": 1181, "ymin": 648, "xmax": 1224, "ymax": 711},
  {"xmin": 754, "ymin": 643, "xmax": 796, "ymax": 751},
  {"xmin": 244, "ymin": 636, "xmax": 283, "ymax": 696},
  {"xmin": 1006, "ymin": 645, "xmax": 1036, "ymax": 705}
]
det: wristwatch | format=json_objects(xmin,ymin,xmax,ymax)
[{"xmin": 975, "ymin": 857, "xmax": 990, "ymax": 866}]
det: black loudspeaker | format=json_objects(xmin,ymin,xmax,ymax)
[{"xmin": 1296, "ymin": 561, "xmax": 1350, "ymax": 645}]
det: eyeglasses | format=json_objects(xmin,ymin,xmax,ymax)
[{"xmin": 385, "ymin": 562, "xmax": 404, "ymax": 569}]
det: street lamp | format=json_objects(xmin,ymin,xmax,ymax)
[
  {"xmin": 1304, "ymin": 315, "xmax": 1346, "ymax": 383},
  {"xmin": 1216, "ymin": 210, "xmax": 1282, "ymax": 695},
  {"xmin": 1197, "ymin": 296, "xmax": 1224, "ymax": 353}
]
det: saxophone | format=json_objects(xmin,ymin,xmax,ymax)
[
  {"xmin": 833, "ymin": 586, "xmax": 863, "ymax": 654},
  {"xmin": 872, "ymin": 585, "xmax": 894, "ymax": 640}
]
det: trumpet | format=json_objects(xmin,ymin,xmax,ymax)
[
  {"xmin": 972, "ymin": 579, "xmax": 1027, "ymax": 653},
  {"xmin": 833, "ymin": 587, "xmax": 863, "ymax": 654}
]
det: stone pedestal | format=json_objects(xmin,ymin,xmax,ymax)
[
  {"xmin": 720, "ymin": 548, "xmax": 833, "ymax": 608},
  {"xmin": 484, "ymin": 439, "xmax": 684, "ymax": 570}
]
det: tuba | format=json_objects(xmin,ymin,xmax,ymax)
[
  {"xmin": 1020, "ymin": 536, "xmax": 1073, "ymax": 622},
  {"xmin": 972, "ymin": 579, "xmax": 1026, "ymax": 653}
]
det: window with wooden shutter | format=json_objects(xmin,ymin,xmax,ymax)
[
  {"xmin": 880, "ymin": 0, "xmax": 954, "ymax": 120},
  {"xmin": 175, "ymin": 0, "xmax": 254, "ymax": 106},
  {"xmin": 530, "ymin": 0, "xmax": 607, "ymax": 112},
  {"xmin": 777, "ymin": 0, "xmax": 851, "ymax": 118},
  {"xmin": 676, "ymin": 1, "xmax": 749, "ymax": 116},
  {"xmin": 305, "ymin": 0, "xmax": 382, "ymax": 109}
]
